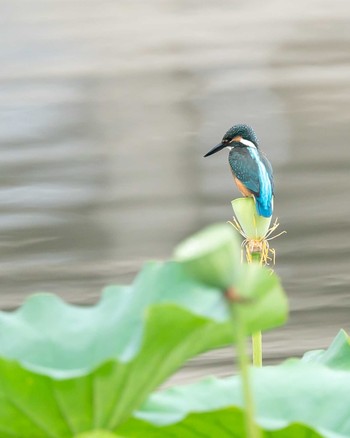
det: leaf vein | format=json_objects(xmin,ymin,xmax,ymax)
[
  {"xmin": 3, "ymin": 395, "xmax": 58, "ymax": 438},
  {"xmin": 50, "ymin": 380, "xmax": 76, "ymax": 435}
]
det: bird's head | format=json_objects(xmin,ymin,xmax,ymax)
[{"xmin": 204, "ymin": 124, "xmax": 258, "ymax": 157}]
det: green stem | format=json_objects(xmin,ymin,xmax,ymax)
[
  {"xmin": 251, "ymin": 251, "xmax": 263, "ymax": 368},
  {"xmin": 251, "ymin": 252, "xmax": 262, "ymax": 263},
  {"xmin": 252, "ymin": 331, "xmax": 262, "ymax": 367},
  {"xmin": 233, "ymin": 307, "xmax": 261, "ymax": 438}
]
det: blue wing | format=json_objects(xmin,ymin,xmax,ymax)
[
  {"xmin": 261, "ymin": 153, "xmax": 274, "ymax": 195},
  {"xmin": 228, "ymin": 148, "xmax": 260, "ymax": 195},
  {"xmin": 228, "ymin": 148, "xmax": 274, "ymax": 196}
]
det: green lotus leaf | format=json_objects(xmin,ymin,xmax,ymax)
[
  {"xmin": 120, "ymin": 407, "xmax": 321, "ymax": 437},
  {"xmin": 173, "ymin": 223, "xmax": 241, "ymax": 289},
  {"xmin": 232, "ymin": 263, "xmax": 288, "ymax": 334},
  {"xmin": 75, "ymin": 431, "xmax": 121, "ymax": 438},
  {"xmin": 120, "ymin": 358, "xmax": 350, "ymax": 437},
  {"xmin": 302, "ymin": 329, "xmax": 350, "ymax": 370},
  {"xmin": 0, "ymin": 262, "xmax": 228, "ymax": 437},
  {"xmin": 0, "ymin": 255, "xmax": 287, "ymax": 437}
]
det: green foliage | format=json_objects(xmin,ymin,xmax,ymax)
[
  {"xmin": 232, "ymin": 263, "xmax": 287, "ymax": 334},
  {"xmin": 0, "ymin": 224, "xmax": 287, "ymax": 437},
  {"xmin": 0, "ymin": 222, "xmax": 345, "ymax": 438},
  {"xmin": 0, "ymin": 265, "xmax": 227, "ymax": 437},
  {"xmin": 120, "ymin": 337, "xmax": 350, "ymax": 437},
  {"xmin": 75, "ymin": 431, "xmax": 121, "ymax": 438},
  {"xmin": 232, "ymin": 197, "xmax": 272, "ymax": 238},
  {"xmin": 302, "ymin": 329, "xmax": 350, "ymax": 370},
  {"xmin": 174, "ymin": 223, "xmax": 241, "ymax": 289}
]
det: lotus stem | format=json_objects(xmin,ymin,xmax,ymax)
[
  {"xmin": 250, "ymin": 251, "xmax": 263, "ymax": 368},
  {"xmin": 252, "ymin": 331, "xmax": 262, "ymax": 368},
  {"xmin": 233, "ymin": 306, "xmax": 261, "ymax": 438}
]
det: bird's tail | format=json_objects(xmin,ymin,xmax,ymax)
[{"xmin": 256, "ymin": 196, "xmax": 273, "ymax": 218}]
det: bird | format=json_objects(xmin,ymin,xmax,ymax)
[{"xmin": 204, "ymin": 124, "xmax": 274, "ymax": 218}]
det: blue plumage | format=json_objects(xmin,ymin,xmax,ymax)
[{"xmin": 204, "ymin": 124, "xmax": 274, "ymax": 218}]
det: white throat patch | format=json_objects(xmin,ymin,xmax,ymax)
[{"xmin": 240, "ymin": 138, "xmax": 257, "ymax": 148}]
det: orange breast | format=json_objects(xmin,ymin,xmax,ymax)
[{"xmin": 234, "ymin": 177, "xmax": 253, "ymax": 197}]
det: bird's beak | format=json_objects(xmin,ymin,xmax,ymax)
[{"xmin": 203, "ymin": 142, "xmax": 226, "ymax": 157}]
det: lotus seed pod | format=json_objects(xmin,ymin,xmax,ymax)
[{"xmin": 232, "ymin": 198, "xmax": 272, "ymax": 240}]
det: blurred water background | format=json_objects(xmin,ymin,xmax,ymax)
[{"xmin": 2, "ymin": 0, "xmax": 350, "ymax": 384}]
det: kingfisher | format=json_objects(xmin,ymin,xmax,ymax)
[{"xmin": 204, "ymin": 124, "xmax": 274, "ymax": 218}]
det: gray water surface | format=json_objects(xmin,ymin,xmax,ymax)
[{"xmin": 2, "ymin": 0, "xmax": 350, "ymax": 384}]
